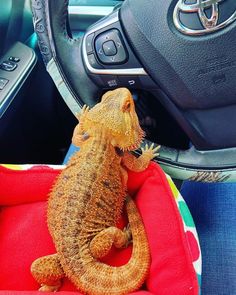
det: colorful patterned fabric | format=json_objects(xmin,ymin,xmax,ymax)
[{"xmin": 167, "ymin": 175, "xmax": 202, "ymax": 292}]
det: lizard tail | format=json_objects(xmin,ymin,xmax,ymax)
[{"xmin": 71, "ymin": 196, "xmax": 150, "ymax": 295}]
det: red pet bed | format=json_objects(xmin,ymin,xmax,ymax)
[{"xmin": 0, "ymin": 162, "xmax": 201, "ymax": 295}]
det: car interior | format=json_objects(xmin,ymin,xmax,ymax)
[
  {"xmin": 0, "ymin": 0, "xmax": 235, "ymax": 294},
  {"xmin": 0, "ymin": 0, "xmax": 191, "ymax": 165}
]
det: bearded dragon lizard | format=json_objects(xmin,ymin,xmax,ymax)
[{"xmin": 31, "ymin": 88, "xmax": 159, "ymax": 295}]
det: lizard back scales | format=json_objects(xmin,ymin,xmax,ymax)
[{"xmin": 31, "ymin": 88, "xmax": 159, "ymax": 294}]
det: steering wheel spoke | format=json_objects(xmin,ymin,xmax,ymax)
[{"xmin": 81, "ymin": 9, "xmax": 158, "ymax": 91}]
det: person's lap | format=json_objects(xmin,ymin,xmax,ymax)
[{"xmin": 181, "ymin": 181, "xmax": 236, "ymax": 295}]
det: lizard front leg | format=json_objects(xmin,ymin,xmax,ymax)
[
  {"xmin": 31, "ymin": 253, "xmax": 64, "ymax": 292},
  {"xmin": 122, "ymin": 143, "xmax": 160, "ymax": 172},
  {"xmin": 72, "ymin": 105, "xmax": 90, "ymax": 146},
  {"xmin": 89, "ymin": 226, "xmax": 132, "ymax": 259}
]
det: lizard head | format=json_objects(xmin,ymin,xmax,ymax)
[{"xmin": 83, "ymin": 88, "xmax": 145, "ymax": 151}]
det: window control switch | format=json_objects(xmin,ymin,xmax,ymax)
[
  {"xmin": 9, "ymin": 56, "xmax": 20, "ymax": 63},
  {"xmin": 0, "ymin": 78, "xmax": 9, "ymax": 90},
  {"xmin": 0, "ymin": 60, "xmax": 18, "ymax": 71}
]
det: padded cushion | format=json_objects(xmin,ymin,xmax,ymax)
[{"xmin": 0, "ymin": 163, "xmax": 201, "ymax": 295}]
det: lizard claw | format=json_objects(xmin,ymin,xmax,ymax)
[
  {"xmin": 77, "ymin": 105, "xmax": 90, "ymax": 120},
  {"xmin": 82, "ymin": 104, "xmax": 90, "ymax": 114},
  {"xmin": 39, "ymin": 282, "xmax": 61, "ymax": 292},
  {"xmin": 141, "ymin": 143, "xmax": 160, "ymax": 160},
  {"xmin": 152, "ymin": 144, "xmax": 161, "ymax": 157},
  {"xmin": 121, "ymin": 224, "xmax": 132, "ymax": 247}
]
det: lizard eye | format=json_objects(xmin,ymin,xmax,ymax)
[{"xmin": 122, "ymin": 101, "xmax": 131, "ymax": 112}]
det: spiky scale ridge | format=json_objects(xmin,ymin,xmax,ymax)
[{"xmin": 31, "ymin": 88, "xmax": 159, "ymax": 294}]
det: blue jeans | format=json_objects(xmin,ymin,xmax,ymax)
[
  {"xmin": 181, "ymin": 181, "xmax": 236, "ymax": 295},
  {"xmin": 63, "ymin": 144, "xmax": 80, "ymax": 164}
]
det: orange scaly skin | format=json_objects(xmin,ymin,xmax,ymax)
[{"xmin": 31, "ymin": 88, "xmax": 160, "ymax": 295}]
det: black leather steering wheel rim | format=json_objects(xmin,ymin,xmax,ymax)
[
  {"xmin": 31, "ymin": 0, "xmax": 101, "ymax": 109},
  {"xmin": 31, "ymin": 0, "xmax": 236, "ymax": 182}
]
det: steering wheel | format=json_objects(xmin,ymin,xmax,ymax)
[{"xmin": 31, "ymin": 0, "xmax": 236, "ymax": 181}]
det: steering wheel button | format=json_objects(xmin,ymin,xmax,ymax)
[
  {"xmin": 87, "ymin": 53, "xmax": 103, "ymax": 69},
  {"xmin": 102, "ymin": 41, "xmax": 117, "ymax": 56},
  {"xmin": 118, "ymin": 76, "xmax": 140, "ymax": 88},
  {"xmin": 86, "ymin": 33, "xmax": 95, "ymax": 54},
  {"xmin": 102, "ymin": 75, "xmax": 120, "ymax": 88},
  {"xmin": 95, "ymin": 29, "xmax": 127, "ymax": 65}
]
